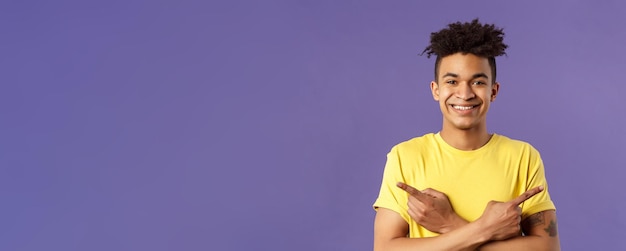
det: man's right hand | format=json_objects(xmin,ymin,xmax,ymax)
[
  {"xmin": 477, "ymin": 186, "xmax": 544, "ymax": 241},
  {"xmin": 397, "ymin": 182, "xmax": 466, "ymax": 234}
]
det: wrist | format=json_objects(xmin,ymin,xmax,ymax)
[
  {"xmin": 441, "ymin": 214, "xmax": 469, "ymax": 234},
  {"xmin": 473, "ymin": 218, "xmax": 493, "ymax": 243},
  {"xmin": 453, "ymin": 214, "xmax": 469, "ymax": 229}
]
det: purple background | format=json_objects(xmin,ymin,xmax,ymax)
[{"xmin": 2, "ymin": 1, "xmax": 625, "ymax": 250}]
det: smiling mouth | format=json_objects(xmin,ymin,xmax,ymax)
[{"xmin": 451, "ymin": 105, "xmax": 479, "ymax": 110}]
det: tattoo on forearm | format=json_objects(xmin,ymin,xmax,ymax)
[
  {"xmin": 527, "ymin": 211, "xmax": 545, "ymax": 226},
  {"xmin": 544, "ymin": 220, "xmax": 558, "ymax": 237}
]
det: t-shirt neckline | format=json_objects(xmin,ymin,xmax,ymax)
[{"xmin": 434, "ymin": 132, "xmax": 500, "ymax": 156}]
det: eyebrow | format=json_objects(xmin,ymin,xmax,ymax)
[
  {"xmin": 472, "ymin": 73, "xmax": 489, "ymax": 79},
  {"xmin": 442, "ymin": 73, "xmax": 458, "ymax": 78},
  {"xmin": 441, "ymin": 72, "xmax": 489, "ymax": 79}
]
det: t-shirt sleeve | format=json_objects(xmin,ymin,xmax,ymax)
[
  {"xmin": 520, "ymin": 146, "xmax": 556, "ymax": 221},
  {"xmin": 372, "ymin": 146, "xmax": 410, "ymax": 224}
]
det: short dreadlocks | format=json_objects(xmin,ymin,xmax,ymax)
[{"xmin": 422, "ymin": 19, "xmax": 508, "ymax": 84}]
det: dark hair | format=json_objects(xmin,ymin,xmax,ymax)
[{"xmin": 422, "ymin": 19, "xmax": 508, "ymax": 83}]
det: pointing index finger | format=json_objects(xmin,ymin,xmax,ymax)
[
  {"xmin": 396, "ymin": 182, "xmax": 422, "ymax": 196},
  {"xmin": 509, "ymin": 186, "xmax": 544, "ymax": 205}
]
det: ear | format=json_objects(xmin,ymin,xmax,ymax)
[
  {"xmin": 490, "ymin": 82, "xmax": 500, "ymax": 101},
  {"xmin": 430, "ymin": 81, "xmax": 440, "ymax": 101}
]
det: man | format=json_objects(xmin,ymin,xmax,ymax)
[{"xmin": 372, "ymin": 19, "xmax": 560, "ymax": 250}]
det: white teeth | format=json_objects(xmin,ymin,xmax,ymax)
[{"xmin": 453, "ymin": 105, "xmax": 474, "ymax": 110}]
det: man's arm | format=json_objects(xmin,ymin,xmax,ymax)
[
  {"xmin": 374, "ymin": 208, "xmax": 487, "ymax": 251},
  {"xmin": 374, "ymin": 187, "xmax": 543, "ymax": 251},
  {"xmin": 400, "ymin": 183, "xmax": 560, "ymax": 250},
  {"xmin": 479, "ymin": 210, "xmax": 560, "ymax": 251}
]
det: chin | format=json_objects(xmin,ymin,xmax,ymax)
[
  {"xmin": 448, "ymin": 120, "xmax": 479, "ymax": 130},
  {"xmin": 455, "ymin": 125, "xmax": 477, "ymax": 131}
]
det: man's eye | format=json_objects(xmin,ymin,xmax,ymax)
[
  {"xmin": 473, "ymin": 81, "xmax": 485, "ymax": 85},
  {"xmin": 446, "ymin": 80, "xmax": 457, "ymax": 84}
]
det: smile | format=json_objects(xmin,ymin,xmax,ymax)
[{"xmin": 451, "ymin": 105, "xmax": 479, "ymax": 110}]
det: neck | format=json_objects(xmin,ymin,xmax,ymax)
[{"xmin": 439, "ymin": 125, "xmax": 492, "ymax": 151}]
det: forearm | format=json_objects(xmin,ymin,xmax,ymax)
[
  {"xmin": 478, "ymin": 236, "xmax": 560, "ymax": 251},
  {"xmin": 379, "ymin": 221, "xmax": 489, "ymax": 251},
  {"xmin": 478, "ymin": 210, "xmax": 560, "ymax": 251}
]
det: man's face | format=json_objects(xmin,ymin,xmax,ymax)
[{"xmin": 430, "ymin": 53, "xmax": 499, "ymax": 131}]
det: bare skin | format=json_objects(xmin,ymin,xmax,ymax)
[
  {"xmin": 396, "ymin": 182, "xmax": 560, "ymax": 250},
  {"xmin": 430, "ymin": 53, "xmax": 499, "ymax": 151},
  {"xmin": 374, "ymin": 184, "xmax": 547, "ymax": 251},
  {"xmin": 396, "ymin": 182, "xmax": 467, "ymax": 234},
  {"xmin": 398, "ymin": 182, "xmax": 543, "ymax": 239}
]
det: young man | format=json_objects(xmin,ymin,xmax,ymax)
[{"xmin": 373, "ymin": 20, "xmax": 560, "ymax": 251}]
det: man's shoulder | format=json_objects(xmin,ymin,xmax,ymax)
[
  {"xmin": 390, "ymin": 133, "xmax": 438, "ymax": 153},
  {"xmin": 493, "ymin": 134, "xmax": 540, "ymax": 153}
]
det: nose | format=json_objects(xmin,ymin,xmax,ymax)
[{"xmin": 456, "ymin": 82, "xmax": 476, "ymax": 100}]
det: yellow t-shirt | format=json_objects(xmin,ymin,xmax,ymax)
[{"xmin": 373, "ymin": 133, "xmax": 556, "ymax": 238}]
